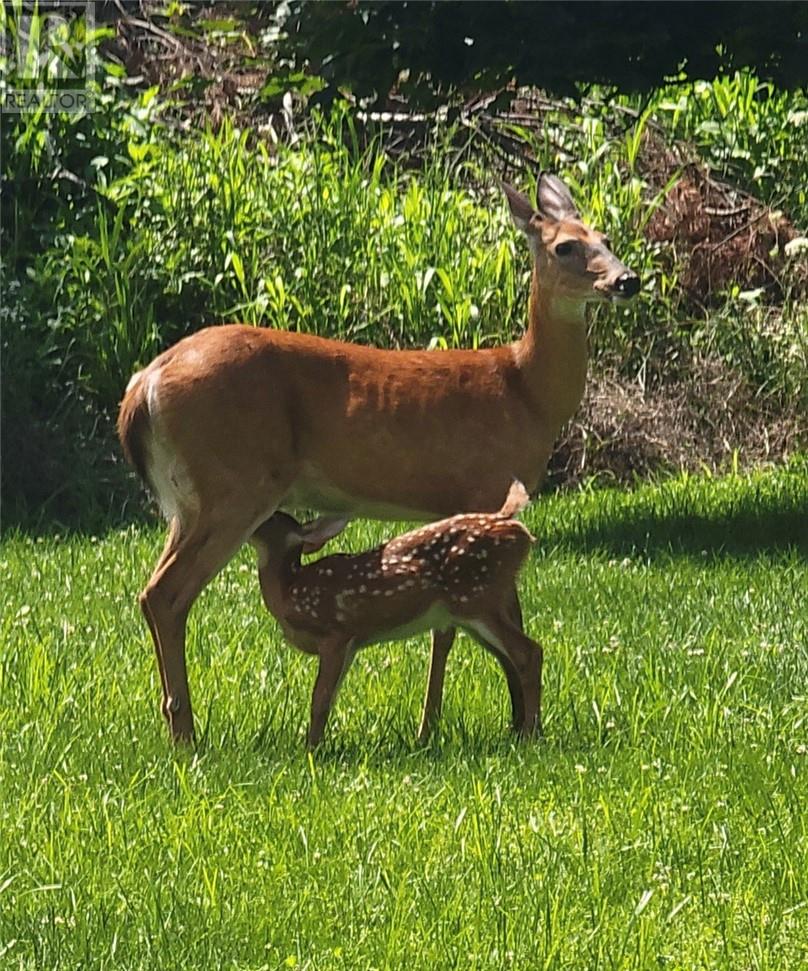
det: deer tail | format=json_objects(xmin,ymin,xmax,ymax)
[{"xmin": 498, "ymin": 479, "xmax": 531, "ymax": 519}]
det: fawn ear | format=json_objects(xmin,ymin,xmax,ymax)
[
  {"xmin": 301, "ymin": 515, "xmax": 351, "ymax": 554},
  {"xmin": 536, "ymin": 172, "xmax": 580, "ymax": 222}
]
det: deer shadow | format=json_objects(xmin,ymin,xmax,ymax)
[{"xmin": 533, "ymin": 479, "xmax": 807, "ymax": 561}]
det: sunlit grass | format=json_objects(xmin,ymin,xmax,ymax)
[{"xmin": 1, "ymin": 465, "xmax": 806, "ymax": 969}]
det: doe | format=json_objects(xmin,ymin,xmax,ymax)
[
  {"xmin": 251, "ymin": 480, "xmax": 543, "ymax": 748},
  {"xmin": 118, "ymin": 173, "xmax": 638, "ymax": 743}
]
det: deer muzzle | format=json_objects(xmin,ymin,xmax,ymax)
[{"xmin": 611, "ymin": 271, "xmax": 641, "ymax": 300}]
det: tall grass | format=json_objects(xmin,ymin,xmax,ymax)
[
  {"xmin": 19, "ymin": 102, "xmax": 807, "ymax": 414},
  {"xmin": 16, "ymin": 108, "xmax": 531, "ymax": 412}
]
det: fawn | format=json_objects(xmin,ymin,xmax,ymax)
[{"xmin": 250, "ymin": 481, "xmax": 543, "ymax": 748}]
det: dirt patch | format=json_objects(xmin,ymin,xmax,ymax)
[
  {"xmin": 548, "ymin": 356, "xmax": 807, "ymax": 488},
  {"xmin": 641, "ymin": 136, "xmax": 806, "ymax": 307}
]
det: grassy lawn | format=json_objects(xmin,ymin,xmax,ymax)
[{"xmin": 1, "ymin": 464, "xmax": 806, "ymax": 970}]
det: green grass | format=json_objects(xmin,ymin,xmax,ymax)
[{"xmin": 1, "ymin": 465, "xmax": 807, "ymax": 970}]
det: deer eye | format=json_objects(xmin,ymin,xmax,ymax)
[{"xmin": 554, "ymin": 241, "xmax": 574, "ymax": 257}]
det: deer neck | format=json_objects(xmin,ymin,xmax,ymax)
[
  {"xmin": 513, "ymin": 268, "xmax": 589, "ymax": 429},
  {"xmin": 258, "ymin": 550, "xmax": 301, "ymax": 618}
]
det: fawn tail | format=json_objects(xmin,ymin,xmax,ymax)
[{"xmin": 499, "ymin": 479, "xmax": 531, "ymax": 519}]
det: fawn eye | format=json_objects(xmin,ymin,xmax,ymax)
[{"xmin": 554, "ymin": 241, "xmax": 574, "ymax": 257}]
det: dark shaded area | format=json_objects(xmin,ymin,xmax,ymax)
[
  {"xmin": 283, "ymin": 1, "xmax": 808, "ymax": 108},
  {"xmin": 0, "ymin": 431, "xmax": 148, "ymax": 537},
  {"xmin": 535, "ymin": 473, "xmax": 808, "ymax": 560}
]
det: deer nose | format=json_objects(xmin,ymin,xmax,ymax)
[{"xmin": 614, "ymin": 272, "xmax": 640, "ymax": 299}]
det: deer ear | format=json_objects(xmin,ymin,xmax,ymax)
[
  {"xmin": 536, "ymin": 173, "xmax": 580, "ymax": 222},
  {"xmin": 301, "ymin": 515, "xmax": 351, "ymax": 554},
  {"xmin": 501, "ymin": 181, "xmax": 538, "ymax": 235}
]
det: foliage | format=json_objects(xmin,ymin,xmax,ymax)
[
  {"xmin": 1, "ymin": 467, "xmax": 807, "ymax": 967},
  {"xmin": 491, "ymin": 79, "xmax": 808, "ymax": 393},
  {"xmin": 652, "ymin": 71, "xmax": 808, "ymax": 223},
  {"xmin": 1, "ymin": 52, "xmax": 168, "ymax": 523}
]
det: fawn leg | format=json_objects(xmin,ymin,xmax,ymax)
[
  {"xmin": 500, "ymin": 584, "xmax": 527, "ymax": 730},
  {"xmin": 468, "ymin": 612, "xmax": 543, "ymax": 738},
  {"xmin": 479, "ymin": 642, "xmax": 525, "ymax": 732},
  {"xmin": 418, "ymin": 627, "xmax": 456, "ymax": 742},
  {"xmin": 307, "ymin": 638, "xmax": 355, "ymax": 749},
  {"xmin": 505, "ymin": 584, "xmax": 524, "ymax": 629},
  {"xmin": 495, "ymin": 618, "xmax": 543, "ymax": 737},
  {"xmin": 464, "ymin": 586, "xmax": 526, "ymax": 731}
]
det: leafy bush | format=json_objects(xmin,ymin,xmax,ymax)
[
  {"xmin": 0, "ymin": 9, "xmax": 167, "ymax": 524},
  {"xmin": 652, "ymin": 72, "xmax": 808, "ymax": 225}
]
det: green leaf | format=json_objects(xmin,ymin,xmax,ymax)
[
  {"xmin": 127, "ymin": 142, "xmax": 149, "ymax": 163},
  {"xmin": 230, "ymin": 251, "xmax": 245, "ymax": 288}
]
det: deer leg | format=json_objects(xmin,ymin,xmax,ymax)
[
  {"xmin": 478, "ymin": 641, "xmax": 525, "ymax": 732},
  {"xmin": 463, "ymin": 585, "xmax": 526, "ymax": 731},
  {"xmin": 505, "ymin": 584, "xmax": 524, "ymax": 630},
  {"xmin": 307, "ymin": 638, "xmax": 355, "ymax": 749},
  {"xmin": 468, "ymin": 613, "xmax": 543, "ymax": 738},
  {"xmin": 139, "ymin": 514, "xmax": 257, "ymax": 743},
  {"xmin": 499, "ymin": 584, "xmax": 526, "ymax": 730},
  {"xmin": 418, "ymin": 627, "xmax": 456, "ymax": 742},
  {"xmin": 139, "ymin": 516, "xmax": 183, "ymax": 708},
  {"xmin": 495, "ymin": 617, "xmax": 543, "ymax": 738}
]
